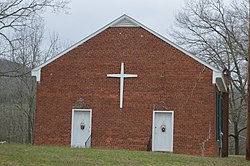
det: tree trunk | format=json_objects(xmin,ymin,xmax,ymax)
[
  {"xmin": 246, "ymin": 0, "xmax": 250, "ymax": 160},
  {"xmin": 27, "ymin": 115, "xmax": 32, "ymax": 144},
  {"xmin": 234, "ymin": 123, "xmax": 240, "ymax": 155},
  {"xmin": 235, "ymin": 136, "xmax": 240, "ymax": 155},
  {"xmin": 27, "ymin": 108, "xmax": 34, "ymax": 144}
]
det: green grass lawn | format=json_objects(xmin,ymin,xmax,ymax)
[{"xmin": 0, "ymin": 144, "xmax": 249, "ymax": 166}]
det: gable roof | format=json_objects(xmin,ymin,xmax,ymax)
[{"xmin": 31, "ymin": 14, "xmax": 227, "ymax": 92}]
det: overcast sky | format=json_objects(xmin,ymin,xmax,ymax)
[{"xmin": 43, "ymin": 0, "xmax": 231, "ymax": 45}]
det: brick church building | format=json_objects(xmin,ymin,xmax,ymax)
[{"xmin": 32, "ymin": 15, "xmax": 228, "ymax": 157}]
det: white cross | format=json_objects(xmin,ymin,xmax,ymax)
[{"xmin": 107, "ymin": 63, "xmax": 137, "ymax": 110}]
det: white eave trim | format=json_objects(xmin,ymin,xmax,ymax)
[
  {"xmin": 213, "ymin": 71, "xmax": 227, "ymax": 92},
  {"xmin": 31, "ymin": 69, "xmax": 41, "ymax": 82}
]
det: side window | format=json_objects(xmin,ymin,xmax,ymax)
[{"xmin": 216, "ymin": 91, "xmax": 222, "ymax": 141}]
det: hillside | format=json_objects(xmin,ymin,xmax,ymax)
[
  {"xmin": 0, "ymin": 59, "xmax": 33, "ymax": 143},
  {"xmin": 0, "ymin": 59, "xmax": 24, "ymax": 103}
]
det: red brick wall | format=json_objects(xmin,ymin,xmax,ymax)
[{"xmin": 34, "ymin": 27, "xmax": 225, "ymax": 156}]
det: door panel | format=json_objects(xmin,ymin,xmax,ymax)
[
  {"xmin": 153, "ymin": 112, "xmax": 173, "ymax": 152},
  {"xmin": 71, "ymin": 110, "xmax": 91, "ymax": 148}
]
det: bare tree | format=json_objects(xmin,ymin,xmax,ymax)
[
  {"xmin": 0, "ymin": 17, "xmax": 64, "ymax": 144},
  {"xmin": 13, "ymin": 19, "xmax": 63, "ymax": 143},
  {"xmin": 171, "ymin": 0, "xmax": 248, "ymax": 155},
  {"xmin": 0, "ymin": 0, "xmax": 68, "ymax": 144},
  {"xmin": 0, "ymin": 0, "xmax": 69, "ymax": 76}
]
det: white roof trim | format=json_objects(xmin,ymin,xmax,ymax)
[
  {"xmin": 31, "ymin": 14, "xmax": 227, "ymax": 91},
  {"xmin": 31, "ymin": 69, "xmax": 41, "ymax": 82},
  {"xmin": 213, "ymin": 71, "xmax": 227, "ymax": 92}
]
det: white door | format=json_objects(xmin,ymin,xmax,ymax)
[
  {"xmin": 152, "ymin": 111, "xmax": 174, "ymax": 152},
  {"xmin": 71, "ymin": 109, "xmax": 92, "ymax": 148}
]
